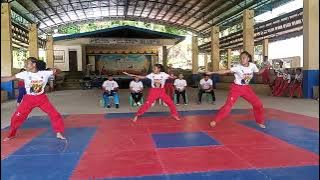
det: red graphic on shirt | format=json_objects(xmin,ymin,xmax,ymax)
[{"xmin": 30, "ymin": 80, "xmax": 44, "ymax": 94}]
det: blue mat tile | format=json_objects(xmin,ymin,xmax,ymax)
[
  {"xmin": 13, "ymin": 127, "xmax": 96, "ymax": 155},
  {"xmin": 260, "ymin": 165, "xmax": 319, "ymax": 180},
  {"xmin": 102, "ymin": 166, "xmax": 319, "ymax": 180},
  {"xmin": 238, "ymin": 119, "xmax": 319, "ymax": 154},
  {"xmin": 152, "ymin": 132, "xmax": 220, "ymax": 148},
  {"xmin": 1, "ymin": 127, "xmax": 96, "ymax": 180},
  {"xmin": 1, "ymin": 153, "xmax": 80, "ymax": 180},
  {"xmin": 105, "ymin": 109, "xmax": 249, "ymax": 119}
]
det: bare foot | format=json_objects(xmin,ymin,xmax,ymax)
[
  {"xmin": 56, "ymin": 132, "xmax": 66, "ymax": 140},
  {"xmin": 210, "ymin": 121, "xmax": 217, "ymax": 128},
  {"xmin": 133, "ymin": 116, "xmax": 138, "ymax": 122},
  {"xmin": 258, "ymin": 123, "xmax": 266, "ymax": 129},
  {"xmin": 2, "ymin": 136, "xmax": 15, "ymax": 142},
  {"xmin": 172, "ymin": 116, "xmax": 181, "ymax": 121}
]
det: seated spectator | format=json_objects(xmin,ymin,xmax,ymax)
[
  {"xmin": 198, "ymin": 74, "xmax": 216, "ymax": 104},
  {"xmin": 102, "ymin": 74, "xmax": 119, "ymax": 108},
  {"xmin": 174, "ymin": 74, "xmax": 187, "ymax": 105},
  {"xmin": 129, "ymin": 76, "xmax": 144, "ymax": 106},
  {"xmin": 289, "ymin": 68, "xmax": 303, "ymax": 98},
  {"xmin": 274, "ymin": 68, "xmax": 291, "ymax": 96}
]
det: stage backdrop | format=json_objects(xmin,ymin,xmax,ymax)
[{"xmin": 96, "ymin": 54, "xmax": 152, "ymax": 75}]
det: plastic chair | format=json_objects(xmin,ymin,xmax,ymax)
[
  {"xmin": 129, "ymin": 94, "xmax": 144, "ymax": 107},
  {"xmin": 174, "ymin": 93, "xmax": 189, "ymax": 104}
]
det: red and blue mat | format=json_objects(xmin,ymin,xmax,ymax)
[{"xmin": 1, "ymin": 108, "xmax": 319, "ymax": 179}]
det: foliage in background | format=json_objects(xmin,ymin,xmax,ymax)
[
  {"xmin": 57, "ymin": 21, "xmax": 187, "ymax": 36},
  {"xmin": 12, "ymin": 48, "xmax": 28, "ymax": 69}
]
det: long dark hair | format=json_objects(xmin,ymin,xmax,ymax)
[
  {"xmin": 240, "ymin": 51, "xmax": 252, "ymax": 62},
  {"xmin": 154, "ymin": 63, "xmax": 165, "ymax": 72},
  {"xmin": 27, "ymin": 57, "xmax": 47, "ymax": 71}
]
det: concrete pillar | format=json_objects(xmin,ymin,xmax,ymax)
[
  {"xmin": 1, "ymin": 3, "xmax": 13, "ymax": 76},
  {"xmin": 46, "ymin": 35, "xmax": 54, "ymax": 68},
  {"xmin": 227, "ymin": 49, "xmax": 232, "ymax": 69},
  {"xmin": 211, "ymin": 26, "xmax": 220, "ymax": 71},
  {"xmin": 204, "ymin": 53, "xmax": 208, "ymax": 71},
  {"xmin": 262, "ymin": 39, "xmax": 269, "ymax": 57},
  {"xmin": 303, "ymin": 0, "xmax": 319, "ymax": 98},
  {"xmin": 1, "ymin": 3, "xmax": 14, "ymax": 98},
  {"xmin": 28, "ymin": 23, "xmax": 39, "ymax": 59},
  {"xmin": 192, "ymin": 36, "xmax": 199, "ymax": 74},
  {"xmin": 243, "ymin": 9, "xmax": 255, "ymax": 60},
  {"xmin": 162, "ymin": 46, "xmax": 168, "ymax": 68}
]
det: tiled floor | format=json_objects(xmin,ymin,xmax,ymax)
[{"xmin": 1, "ymin": 108, "xmax": 319, "ymax": 180}]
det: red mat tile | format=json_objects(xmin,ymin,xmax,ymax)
[
  {"xmin": 157, "ymin": 146, "xmax": 253, "ymax": 173},
  {"xmin": 71, "ymin": 150, "xmax": 163, "ymax": 179}
]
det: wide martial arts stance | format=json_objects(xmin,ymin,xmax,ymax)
[
  {"xmin": 206, "ymin": 51, "xmax": 270, "ymax": 129},
  {"xmin": 123, "ymin": 64, "xmax": 180, "ymax": 122},
  {"xmin": 1, "ymin": 57, "xmax": 66, "ymax": 141}
]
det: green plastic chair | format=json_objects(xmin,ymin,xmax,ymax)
[
  {"xmin": 129, "ymin": 95, "xmax": 144, "ymax": 107},
  {"xmin": 174, "ymin": 93, "xmax": 189, "ymax": 104}
]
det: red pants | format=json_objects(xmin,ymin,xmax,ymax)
[
  {"xmin": 274, "ymin": 81, "xmax": 290, "ymax": 96},
  {"xmin": 164, "ymin": 83, "xmax": 174, "ymax": 100},
  {"xmin": 289, "ymin": 83, "xmax": 302, "ymax": 97},
  {"xmin": 8, "ymin": 94, "xmax": 64, "ymax": 137},
  {"xmin": 261, "ymin": 69, "xmax": 271, "ymax": 84},
  {"xmin": 214, "ymin": 83, "xmax": 264, "ymax": 124},
  {"xmin": 272, "ymin": 77, "xmax": 283, "ymax": 95},
  {"xmin": 136, "ymin": 88, "xmax": 178, "ymax": 117}
]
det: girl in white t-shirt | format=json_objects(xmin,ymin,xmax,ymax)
[
  {"xmin": 1, "ymin": 57, "xmax": 66, "ymax": 141},
  {"xmin": 206, "ymin": 51, "xmax": 270, "ymax": 129},
  {"xmin": 123, "ymin": 64, "xmax": 180, "ymax": 122},
  {"xmin": 129, "ymin": 76, "xmax": 144, "ymax": 106}
]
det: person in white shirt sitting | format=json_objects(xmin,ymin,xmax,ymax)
[
  {"xmin": 174, "ymin": 74, "xmax": 187, "ymax": 105},
  {"xmin": 102, "ymin": 74, "xmax": 120, "ymax": 108},
  {"xmin": 129, "ymin": 76, "xmax": 144, "ymax": 106},
  {"xmin": 198, "ymin": 74, "xmax": 216, "ymax": 104}
]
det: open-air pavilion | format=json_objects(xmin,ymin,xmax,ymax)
[{"xmin": 1, "ymin": 0, "xmax": 319, "ymax": 179}]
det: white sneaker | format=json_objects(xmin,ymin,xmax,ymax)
[
  {"xmin": 176, "ymin": 103, "xmax": 180, "ymax": 106},
  {"xmin": 133, "ymin": 103, "xmax": 137, "ymax": 106},
  {"xmin": 184, "ymin": 103, "xmax": 188, "ymax": 106},
  {"xmin": 163, "ymin": 103, "xmax": 168, "ymax": 107},
  {"xmin": 137, "ymin": 102, "xmax": 142, "ymax": 106}
]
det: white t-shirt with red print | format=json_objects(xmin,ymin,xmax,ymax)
[
  {"xmin": 146, "ymin": 72, "xmax": 170, "ymax": 88},
  {"xmin": 230, "ymin": 63, "xmax": 259, "ymax": 85},
  {"xmin": 15, "ymin": 71, "xmax": 53, "ymax": 95}
]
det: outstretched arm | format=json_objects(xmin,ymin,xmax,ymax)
[
  {"xmin": 52, "ymin": 68, "xmax": 62, "ymax": 75},
  {"xmin": 205, "ymin": 70, "xmax": 232, "ymax": 75},
  {"xmin": 1, "ymin": 76, "xmax": 17, "ymax": 82},
  {"xmin": 123, "ymin": 72, "xmax": 147, "ymax": 79},
  {"xmin": 255, "ymin": 65, "xmax": 271, "ymax": 75}
]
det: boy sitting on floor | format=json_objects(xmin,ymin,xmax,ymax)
[
  {"xmin": 102, "ymin": 74, "xmax": 120, "ymax": 108},
  {"xmin": 129, "ymin": 76, "xmax": 144, "ymax": 106}
]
